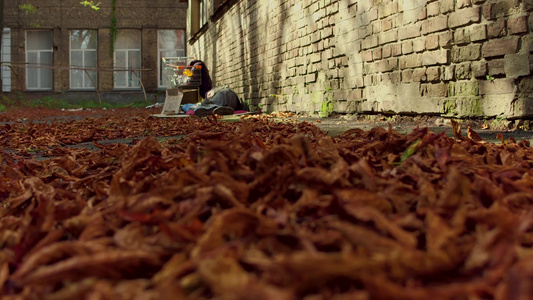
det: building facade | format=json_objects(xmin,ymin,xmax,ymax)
[
  {"xmin": 187, "ymin": 0, "xmax": 533, "ymax": 118},
  {"xmin": 2, "ymin": 0, "xmax": 188, "ymax": 103}
]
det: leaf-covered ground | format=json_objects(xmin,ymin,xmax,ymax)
[{"xmin": 1, "ymin": 108, "xmax": 533, "ymax": 299}]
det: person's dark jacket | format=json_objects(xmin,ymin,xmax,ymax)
[{"xmin": 189, "ymin": 60, "xmax": 213, "ymax": 99}]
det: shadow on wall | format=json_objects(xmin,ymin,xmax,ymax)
[{"xmin": 318, "ymin": 0, "xmax": 533, "ymax": 119}]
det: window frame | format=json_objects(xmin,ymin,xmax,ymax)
[
  {"xmin": 113, "ymin": 29, "xmax": 142, "ymax": 90},
  {"xmin": 190, "ymin": 0, "xmax": 209, "ymax": 35},
  {"xmin": 25, "ymin": 30, "xmax": 54, "ymax": 91},
  {"xmin": 69, "ymin": 29, "xmax": 98, "ymax": 90},
  {"xmin": 2, "ymin": 28, "xmax": 11, "ymax": 92}
]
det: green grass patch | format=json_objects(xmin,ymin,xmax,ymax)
[{"xmin": 0, "ymin": 95, "xmax": 148, "ymax": 110}]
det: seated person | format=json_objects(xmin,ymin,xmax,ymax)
[
  {"xmin": 184, "ymin": 60, "xmax": 245, "ymax": 117},
  {"xmin": 189, "ymin": 59, "xmax": 212, "ymax": 99},
  {"xmin": 192, "ymin": 86, "xmax": 245, "ymax": 117}
]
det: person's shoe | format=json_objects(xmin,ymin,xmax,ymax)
[
  {"xmin": 213, "ymin": 106, "xmax": 234, "ymax": 115},
  {"xmin": 194, "ymin": 107, "xmax": 216, "ymax": 117}
]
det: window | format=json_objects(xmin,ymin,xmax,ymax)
[
  {"xmin": 70, "ymin": 30, "xmax": 97, "ymax": 90},
  {"xmin": 2, "ymin": 28, "xmax": 11, "ymax": 92},
  {"xmin": 114, "ymin": 29, "xmax": 141, "ymax": 89},
  {"xmin": 158, "ymin": 29, "xmax": 185, "ymax": 88},
  {"xmin": 26, "ymin": 31, "xmax": 53, "ymax": 90},
  {"xmin": 199, "ymin": 0, "xmax": 208, "ymax": 27},
  {"xmin": 191, "ymin": 0, "xmax": 209, "ymax": 34}
]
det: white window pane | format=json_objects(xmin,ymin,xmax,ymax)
[
  {"xmin": 116, "ymin": 30, "xmax": 140, "ymax": 49},
  {"xmin": 128, "ymin": 51, "xmax": 141, "ymax": 87},
  {"xmin": 115, "ymin": 51, "xmax": 126, "ymax": 87},
  {"xmin": 71, "ymin": 69, "xmax": 83, "ymax": 88},
  {"xmin": 70, "ymin": 51, "xmax": 82, "ymax": 67},
  {"xmin": 128, "ymin": 51, "xmax": 141, "ymax": 69},
  {"xmin": 27, "ymin": 67, "xmax": 38, "ymax": 88},
  {"xmin": 158, "ymin": 30, "xmax": 184, "ymax": 50},
  {"xmin": 27, "ymin": 52, "xmax": 38, "ymax": 64},
  {"xmin": 40, "ymin": 51, "xmax": 53, "ymax": 89},
  {"xmin": 115, "ymin": 72, "xmax": 126, "ymax": 87},
  {"xmin": 84, "ymin": 51, "xmax": 97, "ymax": 67},
  {"xmin": 27, "ymin": 52, "xmax": 38, "ymax": 88},
  {"xmin": 27, "ymin": 31, "xmax": 52, "ymax": 50},
  {"xmin": 40, "ymin": 51, "xmax": 53, "ymax": 65},
  {"xmin": 71, "ymin": 30, "xmax": 97, "ymax": 50},
  {"xmin": 84, "ymin": 71, "xmax": 97, "ymax": 88},
  {"xmin": 115, "ymin": 51, "xmax": 125, "ymax": 68},
  {"xmin": 41, "ymin": 69, "xmax": 53, "ymax": 89}
]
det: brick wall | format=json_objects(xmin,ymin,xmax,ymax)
[
  {"xmin": 188, "ymin": 0, "xmax": 533, "ymax": 118},
  {"xmin": 4, "ymin": 0, "xmax": 187, "ymax": 95}
]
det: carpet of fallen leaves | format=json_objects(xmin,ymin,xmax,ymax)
[{"xmin": 1, "ymin": 108, "xmax": 533, "ymax": 299}]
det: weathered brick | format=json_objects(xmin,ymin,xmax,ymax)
[
  {"xmin": 373, "ymin": 21, "xmax": 382, "ymax": 34},
  {"xmin": 454, "ymin": 28, "xmax": 470, "ymax": 45},
  {"xmin": 487, "ymin": 20, "xmax": 507, "ymax": 38},
  {"xmin": 427, "ymin": 2, "xmax": 440, "ymax": 17},
  {"xmin": 399, "ymin": 54, "xmax": 423, "ymax": 69},
  {"xmin": 355, "ymin": 75, "xmax": 364, "ymax": 87},
  {"xmin": 426, "ymin": 35, "xmax": 439, "ymax": 50},
  {"xmin": 382, "ymin": 45, "xmax": 392, "ymax": 58},
  {"xmin": 422, "ymin": 49, "xmax": 449, "ymax": 66},
  {"xmin": 390, "ymin": 71, "xmax": 401, "ymax": 83},
  {"xmin": 382, "ymin": 18, "xmax": 393, "ymax": 31},
  {"xmin": 490, "ymin": 0, "xmax": 520, "ymax": 19},
  {"xmin": 425, "ymin": 83, "xmax": 448, "ymax": 97},
  {"xmin": 368, "ymin": 7, "xmax": 379, "ymax": 21},
  {"xmin": 372, "ymin": 47, "xmax": 383, "ymax": 60},
  {"xmin": 380, "ymin": 29, "xmax": 398, "ymax": 45},
  {"xmin": 426, "ymin": 66, "xmax": 440, "ymax": 82},
  {"xmin": 439, "ymin": 31, "xmax": 453, "ymax": 48},
  {"xmin": 470, "ymin": 25, "xmax": 487, "ymax": 42},
  {"xmin": 508, "ymin": 16, "xmax": 528, "ymax": 34},
  {"xmin": 402, "ymin": 41, "xmax": 414, "ymax": 54},
  {"xmin": 472, "ymin": 61, "xmax": 488, "ymax": 78},
  {"xmin": 413, "ymin": 68, "xmax": 427, "ymax": 82},
  {"xmin": 413, "ymin": 38, "xmax": 426, "ymax": 52},
  {"xmin": 362, "ymin": 35, "xmax": 379, "ymax": 49},
  {"xmin": 402, "ymin": 69, "xmax": 413, "ymax": 82},
  {"xmin": 449, "ymin": 82, "xmax": 480, "ymax": 96},
  {"xmin": 482, "ymin": 37, "xmax": 519, "ymax": 58},
  {"xmin": 421, "ymin": 15, "xmax": 448, "ymax": 34},
  {"xmin": 391, "ymin": 44, "xmax": 402, "ymax": 56},
  {"xmin": 306, "ymin": 73, "xmax": 317, "ymax": 83},
  {"xmin": 488, "ymin": 59, "xmax": 505, "ymax": 75},
  {"xmin": 418, "ymin": 7, "xmax": 427, "ymax": 21},
  {"xmin": 504, "ymin": 53, "xmax": 530, "ymax": 78},
  {"xmin": 479, "ymin": 78, "xmax": 515, "ymax": 95},
  {"xmin": 364, "ymin": 75, "xmax": 373, "ymax": 86},
  {"xmin": 347, "ymin": 89, "xmax": 364, "ymax": 100},
  {"xmin": 398, "ymin": 24, "xmax": 421, "ymax": 40},
  {"xmin": 440, "ymin": 0, "xmax": 455, "ymax": 13},
  {"xmin": 457, "ymin": 0, "xmax": 472, "ymax": 8},
  {"xmin": 379, "ymin": 2, "xmax": 398, "ymax": 19},
  {"xmin": 452, "ymin": 44, "xmax": 481, "ymax": 62},
  {"xmin": 481, "ymin": 3, "xmax": 493, "ymax": 20},
  {"xmin": 441, "ymin": 65, "xmax": 456, "ymax": 81},
  {"xmin": 448, "ymin": 7, "xmax": 480, "ymax": 28},
  {"xmin": 455, "ymin": 62, "xmax": 472, "ymax": 80},
  {"xmin": 378, "ymin": 58, "xmax": 398, "ymax": 72},
  {"xmin": 310, "ymin": 52, "xmax": 322, "ymax": 63}
]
